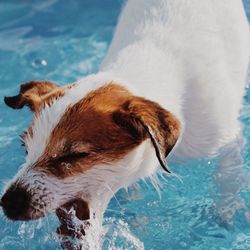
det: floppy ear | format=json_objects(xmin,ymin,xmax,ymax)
[
  {"xmin": 113, "ymin": 97, "xmax": 181, "ymax": 173},
  {"xmin": 4, "ymin": 80, "xmax": 70, "ymax": 113}
]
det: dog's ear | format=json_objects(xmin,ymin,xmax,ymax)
[
  {"xmin": 4, "ymin": 81, "xmax": 71, "ymax": 113},
  {"xmin": 113, "ymin": 97, "xmax": 181, "ymax": 173}
]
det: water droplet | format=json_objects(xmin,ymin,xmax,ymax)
[
  {"xmin": 61, "ymin": 162, "xmax": 71, "ymax": 169},
  {"xmin": 65, "ymin": 163, "xmax": 72, "ymax": 169},
  {"xmin": 52, "ymin": 154, "xmax": 57, "ymax": 158},
  {"xmin": 31, "ymin": 58, "xmax": 47, "ymax": 68},
  {"xmin": 41, "ymin": 59, "xmax": 47, "ymax": 66}
]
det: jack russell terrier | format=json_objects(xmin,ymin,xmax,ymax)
[{"xmin": 1, "ymin": 0, "xmax": 249, "ymax": 248}]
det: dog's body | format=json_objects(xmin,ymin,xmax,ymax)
[
  {"xmin": 101, "ymin": 0, "xmax": 250, "ymax": 159},
  {"xmin": 1, "ymin": 0, "xmax": 250, "ymax": 248}
]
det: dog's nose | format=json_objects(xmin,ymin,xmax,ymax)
[{"xmin": 1, "ymin": 185, "xmax": 31, "ymax": 220}]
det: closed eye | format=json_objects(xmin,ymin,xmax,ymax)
[{"xmin": 51, "ymin": 152, "xmax": 90, "ymax": 166}]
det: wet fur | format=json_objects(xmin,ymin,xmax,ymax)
[{"xmin": 1, "ymin": 0, "xmax": 250, "ymax": 248}]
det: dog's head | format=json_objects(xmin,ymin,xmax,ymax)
[{"xmin": 0, "ymin": 78, "xmax": 180, "ymax": 221}]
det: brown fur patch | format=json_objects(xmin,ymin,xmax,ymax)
[
  {"xmin": 32, "ymin": 83, "xmax": 181, "ymax": 178},
  {"xmin": 4, "ymin": 80, "xmax": 73, "ymax": 113}
]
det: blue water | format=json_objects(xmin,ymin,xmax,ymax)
[{"xmin": 0, "ymin": 1, "xmax": 250, "ymax": 249}]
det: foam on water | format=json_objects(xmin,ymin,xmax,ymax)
[{"xmin": 0, "ymin": 0, "xmax": 250, "ymax": 249}]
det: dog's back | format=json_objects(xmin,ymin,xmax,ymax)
[{"xmin": 101, "ymin": 0, "xmax": 250, "ymax": 159}]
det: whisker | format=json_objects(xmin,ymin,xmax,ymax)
[{"xmin": 104, "ymin": 183, "xmax": 123, "ymax": 211}]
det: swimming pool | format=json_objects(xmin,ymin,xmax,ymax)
[{"xmin": 0, "ymin": 0, "xmax": 250, "ymax": 249}]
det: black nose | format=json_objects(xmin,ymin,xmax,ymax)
[
  {"xmin": 4, "ymin": 95, "xmax": 24, "ymax": 109},
  {"xmin": 1, "ymin": 185, "xmax": 31, "ymax": 220}
]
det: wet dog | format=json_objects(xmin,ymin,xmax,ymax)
[{"xmin": 1, "ymin": 0, "xmax": 249, "ymax": 249}]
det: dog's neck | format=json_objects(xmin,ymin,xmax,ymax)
[
  {"xmin": 56, "ymin": 139, "xmax": 159, "ymax": 248},
  {"xmin": 84, "ymin": 139, "xmax": 159, "ymax": 219}
]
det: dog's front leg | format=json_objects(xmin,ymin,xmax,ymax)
[{"xmin": 214, "ymin": 136, "xmax": 250, "ymax": 223}]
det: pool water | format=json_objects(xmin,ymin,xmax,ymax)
[{"xmin": 0, "ymin": 1, "xmax": 250, "ymax": 249}]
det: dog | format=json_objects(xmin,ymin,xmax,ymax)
[{"xmin": 1, "ymin": 0, "xmax": 249, "ymax": 248}]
